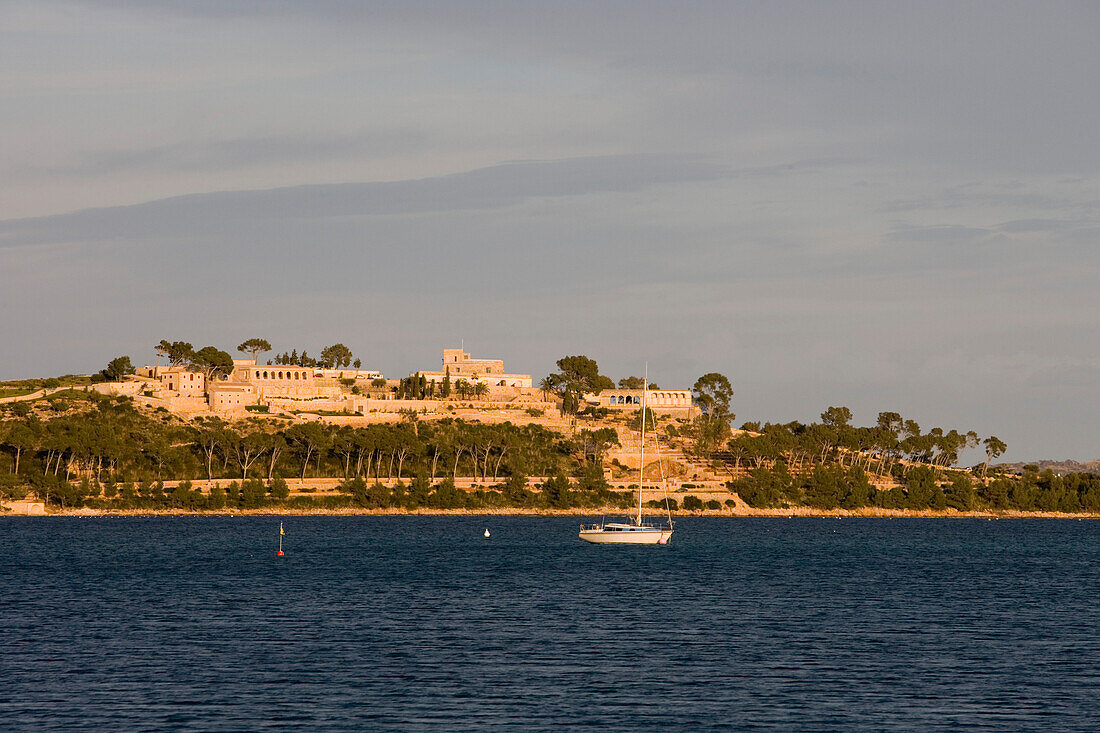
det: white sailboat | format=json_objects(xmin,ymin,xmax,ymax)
[{"xmin": 579, "ymin": 367, "xmax": 674, "ymax": 545}]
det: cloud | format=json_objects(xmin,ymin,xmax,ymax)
[
  {"xmin": 0, "ymin": 154, "xmax": 734, "ymax": 247},
  {"xmin": 34, "ymin": 130, "xmax": 431, "ymax": 177},
  {"xmin": 884, "ymin": 225, "xmax": 991, "ymax": 245},
  {"xmin": 996, "ymin": 218, "xmax": 1072, "ymax": 234}
]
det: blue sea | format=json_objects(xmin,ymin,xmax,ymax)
[{"xmin": 1, "ymin": 517, "xmax": 1098, "ymax": 731}]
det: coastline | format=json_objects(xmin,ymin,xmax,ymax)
[{"xmin": 6, "ymin": 506, "xmax": 1098, "ymax": 519}]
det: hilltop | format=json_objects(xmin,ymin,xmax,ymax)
[
  {"xmin": 995, "ymin": 459, "xmax": 1100, "ymax": 476},
  {"xmin": 3, "ymin": 349, "xmax": 1099, "ymax": 517}
]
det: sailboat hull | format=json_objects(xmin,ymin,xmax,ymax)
[{"xmin": 579, "ymin": 528, "xmax": 673, "ymax": 545}]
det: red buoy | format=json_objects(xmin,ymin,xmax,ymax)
[{"xmin": 276, "ymin": 550, "xmax": 284, "ymax": 557}]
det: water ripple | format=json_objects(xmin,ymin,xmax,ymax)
[{"xmin": 1, "ymin": 517, "xmax": 1098, "ymax": 731}]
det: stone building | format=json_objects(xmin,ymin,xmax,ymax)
[
  {"xmin": 207, "ymin": 383, "xmax": 256, "ymax": 412},
  {"xmin": 588, "ymin": 388, "xmax": 698, "ymax": 418},
  {"xmin": 416, "ymin": 348, "xmax": 532, "ymax": 388},
  {"xmin": 132, "ymin": 358, "xmax": 385, "ymax": 414},
  {"xmin": 231, "ymin": 361, "xmax": 323, "ymax": 399},
  {"xmin": 132, "ymin": 349, "xmax": 547, "ymax": 415},
  {"xmin": 135, "ymin": 365, "xmax": 206, "ymax": 397}
]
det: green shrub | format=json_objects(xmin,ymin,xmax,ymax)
[
  {"xmin": 269, "ymin": 477, "xmax": 289, "ymax": 500},
  {"xmin": 730, "ymin": 464, "xmax": 796, "ymax": 508},
  {"xmin": 428, "ymin": 478, "xmax": 466, "ymax": 509},
  {"xmin": 208, "ymin": 484, "xmax": 227, "ymax": 510},
  {"xmin": 503, "ymin": 473, "xmax": 531, "ymax": 505},
  {"xmin": 0, "ymin": 474, "xmax": 23, "ymax": 501},
  {"xmin": 575, "ymin": 463, "xmax": 609, "ymax": 493},
  {"xmin": 541, "ymin": 474, "xmax": 573, "ymax": 509},
  {"xmin": 240, "ymin": 478, "xmax": 267, "ymax": 508},
  {"xmin": 876, "ymin": 486, "xmax": 906, "ymax": 509},
  {"xmin": 682, "ymin": 495, "xmax": 704, "ymax": 511},
  {"xmin": 904, "ymin": 466, "xmax": 942, "ymax": 510},
  {"xmin": 804, "ymin": 464, "xmax": 845, "ymax": 509},
  {"xmin": 226, "ymin": 481, "xmax": 240, "ymax": 507},
  {"xmin": 945, "ymin": 473, "xmax": 975, "ymax": 511}
]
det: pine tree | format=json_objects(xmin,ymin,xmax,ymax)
[{"xmin": 442, "ymin": 367, "xmax": 452, "ymax": 398}]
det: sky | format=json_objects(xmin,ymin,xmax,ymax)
[{"xmin": 2, "ymin": 1, "xmax": 1099, "ymax": 462}]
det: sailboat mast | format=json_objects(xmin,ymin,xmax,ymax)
[{"xmin": 638, "ymin": 364, "xmax": 647, "ymax": 525}]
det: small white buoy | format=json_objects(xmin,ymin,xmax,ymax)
[{"xmin": 483, "ymin": 528, "xmax": 491, "ymax": 538}]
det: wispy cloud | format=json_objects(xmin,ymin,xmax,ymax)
[
  {"xmin": 32, "ymin": 130, "xmax": 431, "ymax": 177},
  {"xmin": 884, "ymin": 224, "xmax": 992, "ymax": 245},
  {"xmin": 0, "ymin": 154, "xmax": 763, "ymax": 247}
]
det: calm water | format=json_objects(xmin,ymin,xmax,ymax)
[{"xmin": 1, "ymin": 517, "xmax": 1098, "ymax": 731}]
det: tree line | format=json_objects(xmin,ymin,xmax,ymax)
[
  {"xmin": 724, "ymin": 408, "xmax": 1002, "ymax": 476},
  {"xmin": 730, "ymin": 461, "xmax": 1100, "ymax": 513},
  {"xmin": 0, "ymin": 395, "xmax": 632, "ymax": 509},
  {"xmin": 715, "ymin": 407, "xmax": 1100, "ymax": 511},
  {"xmin": 6, "ymin": 360, "xmax": 1098, "ymax": 514},
  {"xmin": 94, "ymin": 339, "xmax": 366, "ymax": 386}
]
